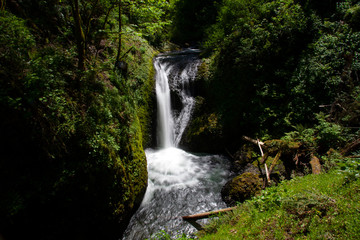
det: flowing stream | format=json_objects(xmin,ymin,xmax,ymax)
[{"xmin": 122, "ymin": 49, "xmax": 231, "ymax": 239}]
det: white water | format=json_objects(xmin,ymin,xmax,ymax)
[
  {"xmin": 173, "ymin": 60, "xmax": 198, "ymax": 146},
  {"xmin": 154, "ymin": 50, "xmax": 200, "ymax": 148},
  {"xmin": 154, "ymin": 61, "xmax": 174, "ymax": 148},
  {"xmin": 122, "ymin": 50, "xmax": 231, "ymax": 240}
]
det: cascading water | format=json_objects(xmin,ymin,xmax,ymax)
[
  {"xmin": 122, "ymin": 49, "xmax": 231, "ymax": 240},
  {"xmin": 154, "ymin": 60, "xmax": 174, "ymax": 148}
]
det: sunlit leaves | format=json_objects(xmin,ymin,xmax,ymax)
[{"xmin": 128, "ymin": 0, "xmax": 172, "ymax": 45}]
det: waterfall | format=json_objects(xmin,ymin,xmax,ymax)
[
  {"xmin": 122, "ymin": 49, "xmax": 231, "ymax": 240},
  {"xmin": 154, "ymin": 60, "xmax": 174, "ymax": 148},
  {"xmin": 154, "ymin": 49, "xmax": 201, "ymax": 148},
  {"xmin": 173, "ymin": 59, "xmax": 198, "ymax": 146}
]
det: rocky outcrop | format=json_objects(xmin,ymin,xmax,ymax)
[{"xmin": 179, "ymin": 97, "xmax": 224, "ymax": 153}]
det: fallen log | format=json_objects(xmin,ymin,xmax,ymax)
[{"xmin": 182, "ymin": 207, "xmax": 236, "ymax": 221}]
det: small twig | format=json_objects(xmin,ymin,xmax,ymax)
[
  {"xmin": 257, "ymin": 139, "xmax": 271, "ymax": 184},
  {"xmin": 257, "ymin": 139, "xmax": 264, "ymax": 157},
  {"xmin": 264, "ymin": 163, "xmax": 270, "ymax": 185}
]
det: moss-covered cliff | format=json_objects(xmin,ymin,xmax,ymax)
[{"xmin": 0, "ymin": 8, "xmax": 156, "ymax": 239}]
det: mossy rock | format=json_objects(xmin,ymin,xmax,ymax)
[
  {"xmin": 232, "ymin": 144, "xmax": 257, "ymax": 172},
  {"xmin": 221, "ymin": 172, "xmax": 262, "ymax": 206},
  {"xmin": 264, "ymin": 139, "xmax": 301, "ymax": 155},
  {"xmin": 180, "ymin": 97, "xmax": 224, "ymax": 152}
]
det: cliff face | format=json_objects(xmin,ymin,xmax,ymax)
[{"xmin": 0, "ymin": 10, "xmax": 155, "ymax": 239}]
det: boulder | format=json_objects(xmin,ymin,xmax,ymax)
[{"xmin": 221, "ymin": 172, "xmax": 262, "ymax": 206}]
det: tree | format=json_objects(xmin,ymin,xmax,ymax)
[
  {"xmin": 69, "ymin": 0, "xmax": 87, "ymax": 70},
  {"xmin": 115, "ymin": 0, "xmax": 122, "ymax": 65}
]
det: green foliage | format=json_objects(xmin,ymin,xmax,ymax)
[
  {"xmin": 282, "ymin": 125, "xmax": 317, "ymax": 148},
  {"xmin": 201, "ymin": 0, "xmax": 312, "ymax": 148},
  {"xmin": 0, "ymin": 11, "xmax": 35, "ymax": 58},
  {"xmin": 288, "ymin": 21, "xmax": 360, "ymax": 123},
  {"xmin": 0, "ymin": 0, "xmax": 156, "ymax": 237},
  {"xmin": 0, "ymin": 11, "xmax": 35, "ymax": 108},
  {"xmin": 315, "ymin": 113, "xmax": 347, "ymax": 151},
  {"xmin": 281, "ymin": 112, "xmax": 346, "ymax": 154},
  {"xmin": 128, "ymin": 0, "xmax": 172, "ymax": 46},
  {"xmin": 147, "ymin": 230, "xmax": 192, "ymax": 240},
  {"xmin": 345, "ymin": 4, "xmax": 360, "ymax": 30},
  {"xmin": 337, "ymin": 157, "xmax": 360, "ymax": 180},
  {"xmin": 189, "ymin": 0, "xmax": 360, "ymax": 150}
]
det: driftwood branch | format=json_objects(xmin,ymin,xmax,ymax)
[{"xmin": 182, "ymin": 207, "xmax": 236, "ymax": 221}]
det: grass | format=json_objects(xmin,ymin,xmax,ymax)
[{"xmin": 154, "ymin": 157, "xmax": 360, "ymax": 240}]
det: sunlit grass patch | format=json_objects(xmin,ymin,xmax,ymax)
[{"xmin": 197, "ymin": 169, "xmax": 360, "ymax": 240}]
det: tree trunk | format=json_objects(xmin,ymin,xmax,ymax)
[
  {"xmin": 115, "ymin": 0, "xmax": 122, "ymax": 64},
  {"xmin": 71, "ymin": 0, "xmax": 86, "ymax": 71},
  {"xmin": 1, "ymin": 0, "xmax": 6, "ymax": 10}
]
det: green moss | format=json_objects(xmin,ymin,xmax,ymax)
[
  {"xmin": 182, "ymin": 108, "xmax": 223, "ymax": 152},
  {"xmin": 128, "ymin": 115, "xmax": 148, "ymax": 204},
  {"xmin": 120, "ymin": 29, "xmax": 158, "ymax": 148},
  {"xmin": 137, "ymin": 53, "xmax": 157, "ymax": 147}
]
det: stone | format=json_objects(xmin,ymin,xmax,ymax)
[{"xmin": 221, "ymin": 172, "xmax": 262, "ymax": 206}]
